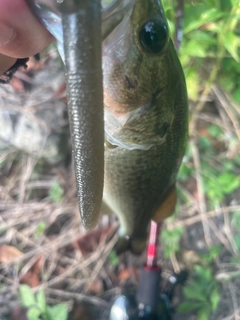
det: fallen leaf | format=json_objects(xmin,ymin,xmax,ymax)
[
  {"xmin": 19, "ymin": 255, "xmax": 43, "ymax": 288},
  {"xmin": 31, "ymin": 255, "xmax": 43, "ymax": 275},
  {"xmin": 67, "ymin": 226, "xmax": 115, "ymax": 255},
  {"xmin": 10, "ymin": 306, "xmax": 28, "ymax": 320},
  {"xmin": 71, "ymin": 302, "xmax": 93, "ymax": 320},
  {"xmin": 87, "ymin": 278, "xmax": 104, "ymax": 295},
  {"xmin": 182, "ymin": 250, "xmax": 203, "ymax": 270},
  {"xmin": 19, "ymin": 271, "xmax": 40, "ymax": 287},
  {"xmin": 0, "ymin": 245, "xmax": 23, "ymax": 262},
  {"xmin": 118, "ymin": 267, "xmax": 139, "ymax": 282}
]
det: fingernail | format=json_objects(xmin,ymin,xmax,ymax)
[{"xmin": 0, "ymin": 23, "xmax": 16, "ymax": 46}]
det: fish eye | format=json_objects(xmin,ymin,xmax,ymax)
[{"xmin": 139, "ymin": 19, "xmax": 168, "ymax": 54}]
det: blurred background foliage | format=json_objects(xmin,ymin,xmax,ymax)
[
  {"xmin": 164, "ymin": 0, "xmax": 240, "ymax": 102},
  {"xmin": 160, "ymin": 0, "xmax": 240, "ymax": 318}
]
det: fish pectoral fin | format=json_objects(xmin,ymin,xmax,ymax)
[{"xmin": 152, "ymin": 186, "xmax": 177, "ymax": 222}]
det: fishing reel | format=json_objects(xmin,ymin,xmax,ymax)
[
  {"xmin": 109, "ymin": 221, "xmax": 188, "ymax": 320},
  {"xmin": 109, "ymin": 268, "xmax": 188, "ymax": 320}
]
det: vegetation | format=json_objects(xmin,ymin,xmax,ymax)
[
  {"xmin": 19, "ymin": 285, "xmax": 68, "ymax": 320},
  {"xmin": 161, "ymin": 0, "xmax": 240, "ymax": 318}
]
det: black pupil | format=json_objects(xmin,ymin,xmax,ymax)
[{"xmin": 140, "ymin": 19, "xmax": 168, "ymax": 53}]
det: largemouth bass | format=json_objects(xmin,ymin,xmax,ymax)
[
  {"xmin": 28, "ymin": 0, "xmax": 188, "ymax": 254},
  {"xmin": 102, "ymin": 0, "xmax": 188, "ymax": 254}
]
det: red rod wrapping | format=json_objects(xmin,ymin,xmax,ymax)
[{"xmin": 146, "ymin": 221, "xmax": 162, "ymax": 269}]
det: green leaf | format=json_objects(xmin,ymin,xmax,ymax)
[
  {"xmin": 232, "ymin": 88, "xmax": 240, "ymax": 103},
  {"xmin": 218, "ymin": 172, "xmax": 240, "ymax": 193},
  {"xmin": 223, "ymin": 31, "xmax": 240, "ymax": 61},
  {"xmin": 109, "ymin": 250, "xmax": 119, "ymax": 266},
  {"xmin": 184, "ymin": 5, "xmax": 225, "ymax": 34},
  {"xmin": 232, "ymin": 211, "xmax": 240, "ymax": 232},
  {"xmin": 19, "ymin": 285, "xmax": 36, "ymax": 308},
  {"xmin": 200, "ymin": 245, "xmax": 222, "ymax": 264},
  {"xmin": 184, "ymin": 40, "xmax": 207, "ymax": 58},
  {"xmin": 178, "ymin": 301, "xmax": 202, "ymax": 313},
  {"xmin": 197, "ymin": 306, "xmax": 212, "ymax": 320},
  {"xmin": 161, "ymin": 227, "xmax": 184, "ymax": 258},
  {"xmin": 234, "ymin": 235, "xmax": 240, "ymax": 250},
  {"xmin": 198, "ymin": 136, "xmax": 212, "ymax": 150},
  {"xmin": 46, "ymin": 303, "xmax": 68, "ymax": 320},
  {"xmin": 49, "ymin": 181, "xmax": 64, "ymax": 203},
  {"xmin": 183, "ymin": 284, "xmax": 206, "ymax": 302},
  {"xmin": 208, "ymin": 125, "xmax": 222, "ymax": 138},
  {"xmin": 36, "ymin": 290, "xmax": 46, "ymax": 313},
  {"xmin": 185, "ymin": 69, "xmax": 199, "ymax": 101},
  {"xmin": 178, "ymin": 163, "xmax": 193, "ymax": 181},
  {"xmin": 35, "ymin": 221, "xmax": 46, "ymax": 237},
  {"xmin": 27, "ymin": 307, "xmax": 41, "ymax": 320},
  {"xmin": 194, "ymin": 265, "xmax": 213, "ymax": 283},
  {"xmin": 210, "ymin": 287, "xmax": 220, "ymax": 310}
]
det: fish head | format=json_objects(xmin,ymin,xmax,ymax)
[{"xmin": 103, "ymin": 0, "xmax": 182, "ymax": 150}]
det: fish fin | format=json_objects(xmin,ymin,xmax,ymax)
[
  {"xmin": 114, "ymin": 235, "xmax": 147, "ymax": 255},
  {"xmin": 153, "ymin": 186, "xmax": 177, "ymax": 222}
]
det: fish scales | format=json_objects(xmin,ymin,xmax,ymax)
[{"xmin": 102, "ymin": 0, "xmax": 188, "ymax": 254}]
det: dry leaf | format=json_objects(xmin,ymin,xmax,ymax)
[
  {"xmin": 118, "ymin": 267, "xmax": 139, "ymax": 282},
  {"xmin": 0, "ymin": 245, "xmax": 23, "ymax": 263},
  {"xmin": 87, "ymin": 278, "xmax": 104, "ymax": 295},
  {"xmin": 19, "ymin": 271, "xmax": 40, "ymax": 287},
  {"xmin": 68, "ymin": 226, "xmax": 113, "ymax": 255},
  {"xmin": 182, "ymin": 250, "xmax": 203, "ymax": 270},
  {"xmin": 19, "ymin": 255, "xmax": 43, "ymax": 288},
  {"xmin": 71, "ymin": 302, "xmax": 93, "ymax": 320},
  {"xmin": 10, "ymin": 307, "xmax": 28, "ymax": 320}
]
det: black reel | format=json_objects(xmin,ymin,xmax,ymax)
[{"xmin": 109, "ymin": 270, "xmax": 188, "ymax": 320}]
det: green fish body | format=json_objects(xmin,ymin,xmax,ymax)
[{"xmin": 102, "ymin": 0, "xmax": 188, "ymax": 254}]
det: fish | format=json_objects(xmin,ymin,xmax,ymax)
[{"xmin": 102, "ymin": 0, "xmax": 188, "ymax": 254}]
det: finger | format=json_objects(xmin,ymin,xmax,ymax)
[
  {"xmin": 0, "ymin": 53, "xmax": 16, "ymax": 74},
  {"xmin": 0, "ymin": 0, "xmax": 53, "ymax": 58}
]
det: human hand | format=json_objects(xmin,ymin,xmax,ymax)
[{"xmin": 0, "ymin": 0, "xmax": 53, "ymax": 75}]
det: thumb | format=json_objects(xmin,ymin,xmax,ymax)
[{"xmin": 0, "ymin": 0, "xmax": 53, "ymax": 59}]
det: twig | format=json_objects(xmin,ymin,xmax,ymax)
[
  {"xmin": 45, "ymin": 288, "xmax": 109, "ymax": 307},
  {"xmin": 191, "ymin": 139, "xmax": 212, "ymax": 246},
  {"xmin": 170, "ymin": 252, "xmax": 180, "ymax": 274},
  {"xmin": 174, "ymin": 0, "xmax": 184, "ymax": 51},
  {"xmin": 228, "ymin": 281, "xmax": 239, "ymax": 320},
  {"xmin": 212, "ymin": 84, "xmax": 240, "ymax": 142},
  {"xmin": 167, "ymin": 205, "xmax": 240, "ymax": 230},
  {"xmin": 223, "ymin": 207, "xmax": 239, "ymax": 256},
  {"xmin": 83, "ymin": 233, "xmax": 118, "ymax": 292}
]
